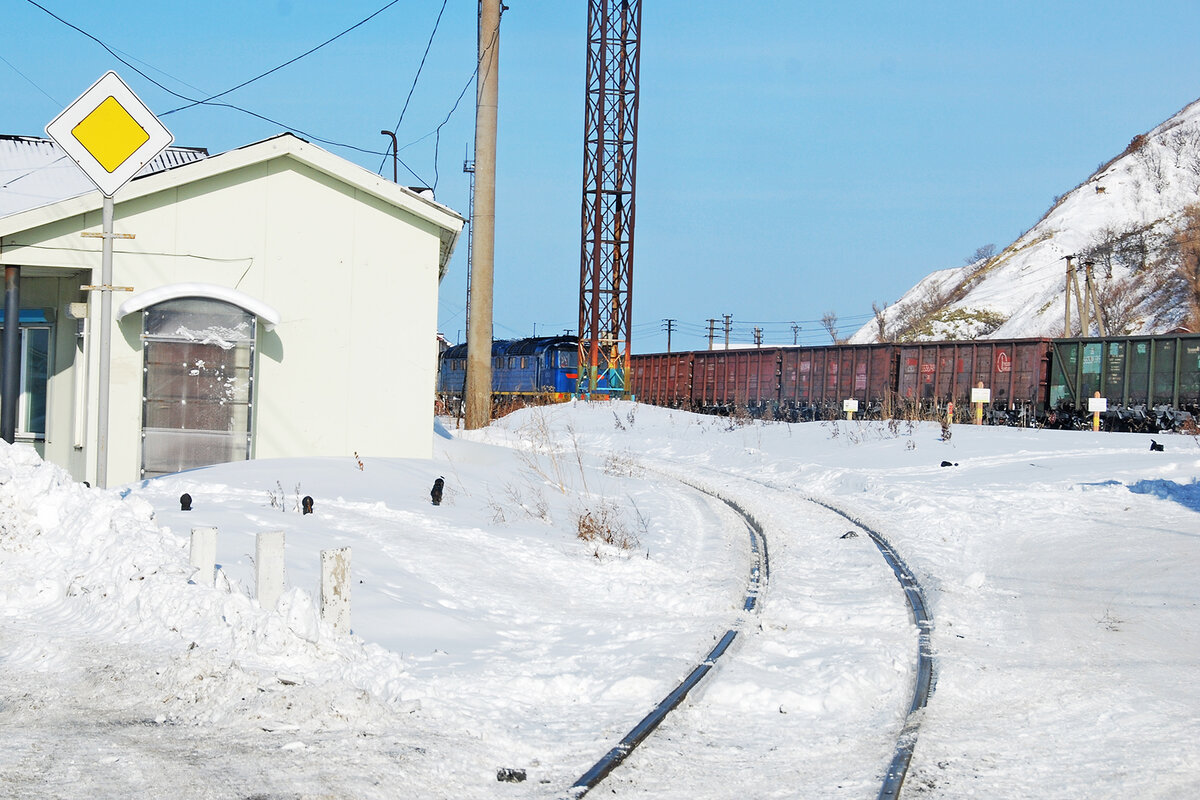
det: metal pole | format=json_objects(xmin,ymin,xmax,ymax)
[
  {"xmin": 465, "ymin": 0, "xmax": 500, "ymax": 429},
  {"xmin": 1, "ymin": 265, "xmax": 20, "ymax": 443},
  {"xmin": 379, "ymin": 130, "xmax": 398, "ymax": 182},
  {"xmin": 95, "ymin": 195, "xmax": 114, "ymax": 488}
]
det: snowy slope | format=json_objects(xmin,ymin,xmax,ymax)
[
  {"xmin": 850, "ymin": 98, "xmax": 1200, "ymax": 342},
  {"xmin": 1, "ymin": 402, "xmax": 1198, "ymax": 798}
]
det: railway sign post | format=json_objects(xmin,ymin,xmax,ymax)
[
  {"xmin": 971, "ymin": 383, "xmax": 991, "ymax": 425},
  {"xmin": 46, "ymin": 71, "xmax": 173, "ymax": 488},
  {"xmin": 1088, "ymin": 392, "xmax": 1107, "ymax": 432},
  {"xmin": 843, "ymin": 398, "xmax": 859, "ymax": 420}
]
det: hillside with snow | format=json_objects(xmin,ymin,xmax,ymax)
[{"xmin": 851, "ymin": 98, "xmax": 1200, "ymax": 343}]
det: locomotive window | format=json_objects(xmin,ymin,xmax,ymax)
[{"xmin": 521, "ymin": 357, "xmax": 527, "ymax": 369}]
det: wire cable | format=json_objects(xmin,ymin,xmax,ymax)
[
  {"xmin": 22, "ymin": 0, "xmax": 412, "ymax": 171},
  {"xmin": 378, "ymin": 0, "xmax": 449, "ymax": 176},
  {"xmin": 163, "ymin": 0, "xmax": 405, "ymax": 116}
]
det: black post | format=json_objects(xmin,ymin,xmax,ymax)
[{"xmin": 2, "ymin": 265, "xmax": 21, "ymax": 443}]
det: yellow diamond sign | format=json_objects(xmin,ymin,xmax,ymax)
[
  {"xmin": 71, "ymin": 96, "xmax": 152, "ymax": 173},
  {"xmin": 46, "ymin": 71, "xmax": 173, "ymax": 197}
]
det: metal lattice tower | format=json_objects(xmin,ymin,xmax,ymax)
[{"xmin": 578, "ymin": 0, "xmax": 641, "ymax": 396}]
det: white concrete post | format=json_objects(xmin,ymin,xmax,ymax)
[
  {"xmin": 256, "ymin": 530, "xmax": 286, "ymax": 610},
  {"xmin": 320, "ymin": 547, "xmax": 351, "ymax": 635},
  {"xmin": 189, "ymin": 527, "xmax": 218, "ymax": 587}
]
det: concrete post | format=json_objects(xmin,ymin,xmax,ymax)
[
  {"xmin": 255, "ymin": 530, "xmax": 285, "ymax": 610},
  {"xmin": 189, "ymin": 527, "xmax": 218, "ymax": 587},
  {"xmin": 320, "ymin": 547, "xmax": 352, "ymax": 635},
  {"xmin": 465, "ymin": 0, "xmax": 502, "ymax": 430}
]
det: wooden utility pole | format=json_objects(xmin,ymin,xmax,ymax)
[{"xmin": 465, "ymin": 0, "xmax": 501, "ymax": 429}]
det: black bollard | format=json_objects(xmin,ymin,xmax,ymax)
[
  {"xmin": 430, "ymin": 477, "xmax": 444, "ymax": 506},
  {"xmin": 180, "ymin": 493, "xmax": 192, "ymax": 511},
  {"xmin": 302, "ymin": 495, "xmax": 314, "ymax": 515}
]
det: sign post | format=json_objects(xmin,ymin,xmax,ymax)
[
  {"xmin": 843, "ymin": 398, "xmax": 859, "ymax": 421},
  {"xmin": 971, "ymin": 383, "xmax": 991, "ymax": 426},
  {"xmin": 1088, "ymin": 392, "xmax": 1107, "ymax": 432},
  {"xmin": 45, "ymin": 72, "xmax": 172, "ymax": 488}
]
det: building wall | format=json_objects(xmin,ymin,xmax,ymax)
[{"xmin": 3, "ymin": 151, "xmax": 447, "ymax": 485}]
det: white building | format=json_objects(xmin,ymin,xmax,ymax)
[{"xmin": 0, "ymin": 133, "xmax": 463, "ymax": 486}]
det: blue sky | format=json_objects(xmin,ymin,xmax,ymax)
[{"xmin": 5, "ymin": 1, "xmax": 1200, "ymax": 351}]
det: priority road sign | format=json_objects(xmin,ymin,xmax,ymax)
[{"xmin": 45, "ymin": 71, "xmax": 173, "ymax": 197}]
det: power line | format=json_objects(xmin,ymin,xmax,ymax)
[
  {"xmin": 22, "ymin": 0, "xmax": 419, "ymax": 174},
  {"xmin": 379, "ymin": 0, "xmax": 449, "ymax": 176},
  {"xmin": 162, "ymin": 0, "xmax": 405, "ymax": 117}
]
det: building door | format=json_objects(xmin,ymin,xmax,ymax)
[{"xmin": 140, "ymin": 298, "xmax": 255, "ymax": 477}]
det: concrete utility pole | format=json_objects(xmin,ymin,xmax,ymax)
[
  {"xmin": 662, "ymin": 318, "xmax": 675, "ymax": 353},
  {"xmin": 706, "ymin": 318, "xmax": 717, "ymax": 350},
  {"xmin": 722, "ymin": 314, "xmax": 732, "ymax": 350},
  {"xmin": 465, "ymin": 0, "xmax": 501, "ymax": 430}
]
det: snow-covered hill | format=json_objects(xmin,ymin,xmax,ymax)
[{"xmin": 851, "ymin": 98, "xmax": 1200, "ymax": 343}]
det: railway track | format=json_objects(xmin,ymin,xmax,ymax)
[
  {"xmin": 564, "ymin": 479, "xmax": 934, "ymax": 799},
  {"xmin": 565, "ymin": 487, "xmax": 769, "ymax": 799}
]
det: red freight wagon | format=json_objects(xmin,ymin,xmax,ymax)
[
  {"xmin": 896, "ymin": 339, "xmax": 1050, "ymax": 409},
  {"xmin": 630, "ymin": 351, "xmax": 694, "ymax": 407},
  {"xmin": 778, "ymin": 344, "xmax": 895, "ymax": 413}
]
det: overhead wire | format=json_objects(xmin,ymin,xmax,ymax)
[
  {"xmin": 21, "ymin": 0, "xmax": 433, "ymax": 180},
  {"xmin": 162, "ymin": 0, "xmax": 405, "ymax": 116},
  {"xmin": 379, "ymin": 0, "xmax": 449, "ymax": 176}
]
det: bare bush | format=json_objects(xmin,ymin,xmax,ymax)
[{"xmin": 575, "ymin": 501, "xmax": 638, "ymax": 550}]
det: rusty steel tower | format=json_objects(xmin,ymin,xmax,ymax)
[{"xmin": 578, "ymin": 0, "xmax": 641, "ymax": 396}]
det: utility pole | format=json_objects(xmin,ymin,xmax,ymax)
[
  {"xmin": 706, "ymin": 318, "xmax": 716, "ymax": 350},
  {"xmin": 1083, "ymin": 260, "xmax": 1107, "ymax": 336},
  {"xmin": 462, "ymin": 145, "xmax": 475, "ymax": 340},
  {"xmin": 722, "ymin": 314, "xmax": 732, "ymax": 350},
  {"xmin": 753, "ymin": 326, "xmax": 762, "ymax": 347},
  {"xmin": 465, "ymin": 0, "xmax": 501, "ymax": 429},
  {"xmin": 662, "ymin": 318, "xmax": 675, "ymax": 353},
  {"xmin": 791, "ymin": 322, "xmax": 801, "ymax": 346}
]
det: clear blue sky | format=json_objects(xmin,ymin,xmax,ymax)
[{"xmin": 5, "ymin": 1, "xmax": 1200, "ymax": 351}]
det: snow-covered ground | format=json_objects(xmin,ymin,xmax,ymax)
[{"xmin": 1, "ymin": 401, "xmax": 1197, "ymax": 798}]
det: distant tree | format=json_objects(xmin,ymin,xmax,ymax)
[
  {"xmin": 871, "ymin": 301, "xmax": 890, "ymax": 342},
  {"xmin": 964, "ymin": 244, "xmax": 996, "ymax": 266},
  {"xmin": 1168, "ymin": 204, "xmax": 1200, "ymax": 331},
  {"xmin": 820, "ymin": 311, "xmax": 840, "ymax": 344}
]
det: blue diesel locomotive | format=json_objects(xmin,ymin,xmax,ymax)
[{"xmin": 438, "ymin": 335, "xmax": 579, "ymax": 401}]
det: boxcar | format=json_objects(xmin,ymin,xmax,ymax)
[
  {"xmin": 896, "ymin": 339, "xmax": 1051, "ymax": 411},
  {"xmin": 1049, "ymin": 334, "xmax": 1200, "ymax": 414}
]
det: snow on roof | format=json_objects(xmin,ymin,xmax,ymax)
[{"xmin": 0, "ymin": 134, "xmax": 208, "ymax": 218}]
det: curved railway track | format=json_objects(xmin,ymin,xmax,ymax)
[
  {"xmin": 565, "ymin": 489, "xmax": 769, "ymax": 799},
  {"xmin": 565, "ymin": 480, "xmax": 935, "ymax": 800},
  {"xmin": 814, "ymin": 499, "xmax": 936, "ymax": 800}
]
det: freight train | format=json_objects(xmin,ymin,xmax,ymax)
[
  {"xmin": 631, "ymin": 334, "xmax": 1200, "ymax": 431},
  {"xmin": 438, "ymin": 333, "xmax": 1200, "ymax": 431}
]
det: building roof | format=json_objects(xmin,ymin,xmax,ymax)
[
  {"xmin": 0, "ymin": 133, "xmax": 464, "ymax": 275},
  {"xmin": 0, "ymin": 134, "xmax": 208, "ymax": 218},
  {"xmin": 2, "ymin": 133, "xmax": 463, "ymax": 275}
]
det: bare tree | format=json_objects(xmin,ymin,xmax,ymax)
[
  {"xmin": 964, "ymin": 243, "xmax": 996, "ymax": 266},
  {"xmin": 820, "ymin": 310, "xmax": 840, "ymax": 344},
  {"xmin": 871, "ymin": 301, "xmax": 890, "ymax": 342},
  {"xmin": 1168, "ymin": 204, "xmax": 1200, "ymax": 331}
]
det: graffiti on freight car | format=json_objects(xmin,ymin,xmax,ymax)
[{"xmin": 996, "ymin": 351, "xmax": 1011, "ymax": 373}]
